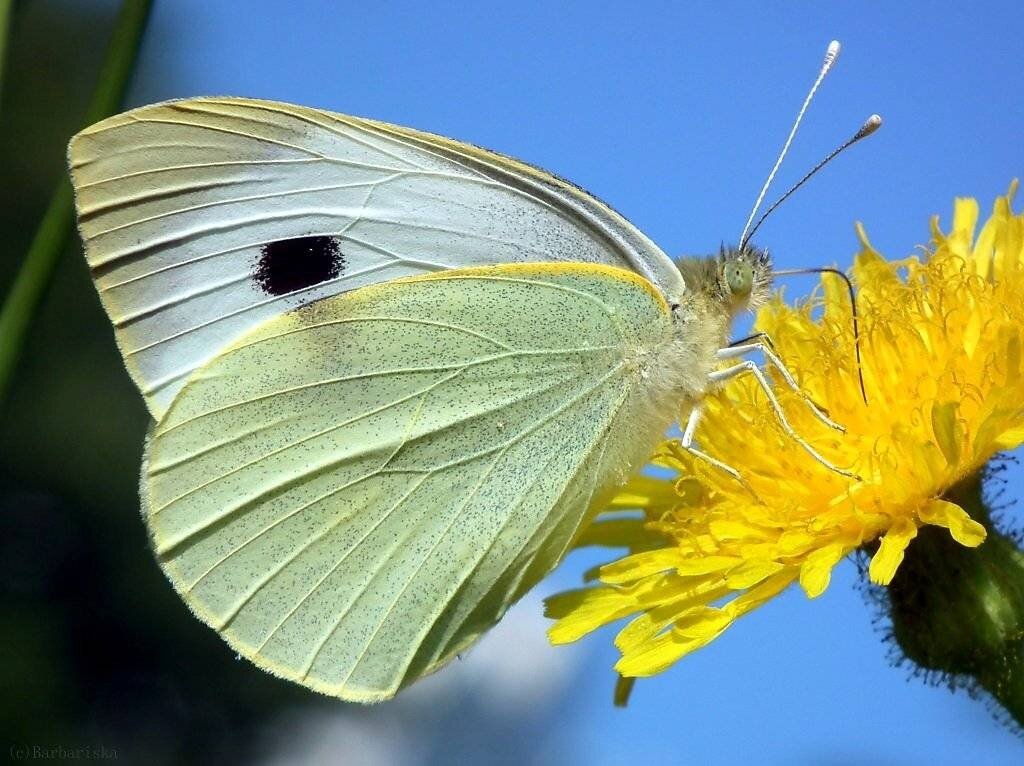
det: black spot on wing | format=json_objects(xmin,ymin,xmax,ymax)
[{"xmin": 254, "ymin": 235, "xmax": 344, "ymax": 296}]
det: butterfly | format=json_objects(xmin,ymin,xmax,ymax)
[{"xmin": 68, "ymin": 42, "xmax": 870, "ymax": 702}]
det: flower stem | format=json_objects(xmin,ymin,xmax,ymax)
[
  {"xmin": 886, "ymin": 472, "xmax": 1024, "ymax": 729},
  {"xmin": 0, "ymin": 0, "xmax": 12, "ymax": 105},
  {"xmin": 0, "ymin": 0, "xmax": 152, "ymax": 407}
]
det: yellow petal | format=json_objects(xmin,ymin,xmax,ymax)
[
  {"xmin": 615, "ymin": 631, "xmax": 706, "ymax": 677},
  {"xmin": 995, "ymin": 425, "xmax": 1024, "ymax": 451},
  {"xmin": 609, "ymin": 475, "xmax": 678, "ymax": 509},
  {"xmin": 973, "ymin": 182, "xmax": 1019, "ymax": 272},
  {"xmin": 575, "ymin": 517, "xmax": 659, "ymax": 549},
  {"xmin": 615, "ymin": 612, "xmax": 669, "ymax": 653},
  {"xmin": 799, "ymin": 542, "xmax": 848, "ymax": 597},
  {"xmin": 930, "ymin": 213, "xmax": 948, "ymax": 252},
  {"xmin": 599, "ymin": 549, "xmax": 680, "ymax": 584},
  {"xmin": 822, "ymin": 268, "xmax": 853, "ymax": 326},
  {"xmin": 616, "ymin": 609, "xmax": 734, "ymax": 676},
  {"xmin": 961, "ymin": 303, "xmax": 983, "ymax": 358},
  {"xmin": 869, "ymin": 517, "xmax": 918, "ymax": 585},
  {"xmin": 709, "ymin": 518, "xmax": 768, "ymax": 541},
  {"xmin": 672, "ymin": 606, "xmax": 733, "ymax": 639},
  {"xmin": 634, "ymin": 576, "xmax": 727, "ymax": 609},
  {"xmin": 725, "ymin": 559, "xmax": 785, "ymax": 589},
  {"xmin": 917, "ymin": 498, "xmax": 987, "ymax": 547},
  {"xmin": 950, "ymin": 196, "xmax": 981, "ymax": 257},
  {"xmin": 672, "ymin": 555, "xmax": 743, "ymax": 576},
  {"xmin": 776, "ymin": 530, "xmax": 817, "ymax": 556},
  {"xmin": 853, "ymin": 225, "xmax": 902, "ymax": 289},
  {"xmin": 545, "ymin": 587, "xmax": 639, "ymax": 643},
  {"xmin": 731, "ymin": 571, "xmax": 798, "ymax": 616},
  {"xmin": 855, "ymin": 222, "xmax": 880, "ymax": 257},
  {"xmin": 930, "ymin": 401, "xmax": 962, "ymax": 466},
  {"xmin": 1003, "ymin": 328, "xmax": 1022, "ymax": 387}
]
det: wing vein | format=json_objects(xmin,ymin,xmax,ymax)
[
  {"xmin": 75, "ymin": 157, "xmax": 330, "ymax": 189},
  {"xmin": 182, "ymin": 100, "xmax": 431, "ymax": 171},
  {"xmin": 85, "ymin": 177, "xmax": 402, "ymax": 235},
  {"xmin": 249, "ymin": 396, "xmax": 432, "ymax": 652},
  {"xmin": 302, "ymin": 447, "xmax": 508, "ymax": 683},
  {"xmin": 150, "ymin": 365, "xmax": 469, "ymax": 522},
  {"xmin": 156, "ymin": 345, "xmax": 617, "ymax": 436},
  {"xmin": 326, "ymin": 362, "xmax": 628, "ymax": 688},
  {"xmin": 412, "ymin": 376, "xmax": 635, "ymax": 677}
]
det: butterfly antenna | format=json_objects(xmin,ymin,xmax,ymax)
[
  {"xmin": 774, "ymin": 266, "xmax": 869, "ymax": 405},
  {"xmin": 742, "ymin": 114, "xmax": 882, "ymax": 246},
  {"xmin": 737, "ymin": 40, "xmax": 842, "ymax": 249}
]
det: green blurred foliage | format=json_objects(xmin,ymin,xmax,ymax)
[{"xmin": 0, "ymin": 3, "xmax": 320, "ymax": 762}]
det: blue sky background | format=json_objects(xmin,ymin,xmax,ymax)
[{"xmin": 119, "ymin": 2, "xmax": 1023, "ymax": 764}]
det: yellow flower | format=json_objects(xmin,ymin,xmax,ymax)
[{"xmin": 547, "ymin": 184, "xmax": 1024, "ymax": 680}]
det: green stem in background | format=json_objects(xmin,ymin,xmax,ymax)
[
  {"xmin": 886, "ymin": 471, "xmax": 1024, "ymax": 730},
  {"xmin": 0, "ymin": 0, "xmax": 152, "ymax": 407},
  {"xmin": 0, "ymin": 0, "xmax": 13, "ymax": 108}
]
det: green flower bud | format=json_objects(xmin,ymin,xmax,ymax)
[{"xmin": 884, "ymin": 472, "xmax": 1024, "ymax": 729}]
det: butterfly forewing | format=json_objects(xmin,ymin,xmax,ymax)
[
  {"xmin": 69, "ymin": 97, "xmax": 683, "ymax": 417},
  {"xmin": 142, "ymin": 263, "xmax": 677, "ymax": 700}
]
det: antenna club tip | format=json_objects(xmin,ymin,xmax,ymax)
[
  {"xmin": 857, "ymin": 114, "xmax": 883, "ymax": 138},
  {"xmin": 825, "ymin": 40, "xmax": 841, "ymax": 62}
]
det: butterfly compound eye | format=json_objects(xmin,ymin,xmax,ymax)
[{"xmin": 726, "ymin": 260, "xmax": 754, "ymax": 297}]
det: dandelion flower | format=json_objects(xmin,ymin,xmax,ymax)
[{"xmin": 547, "ymin": 184, "xmax": 1024, "ymax": 684}]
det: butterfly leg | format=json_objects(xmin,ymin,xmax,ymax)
[
  {"xmin": 709, "ymin": 361, "xmax": 858, "ymax": 479},
  {"xmin": 717, "ymin": 337, "xmax": 844, "ymax": 432},
  {"xmin": 679, "ymin": 406, "xmax": 759, "ymax": 499}
]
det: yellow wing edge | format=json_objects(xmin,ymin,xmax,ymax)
[{"xmin": 358, "ymin": 261, "xmax": 671, "ymax": 315}]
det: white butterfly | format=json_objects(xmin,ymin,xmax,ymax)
[{"xmin": 69, "ymin": 42, "xmax": 867, "ymax": 701}]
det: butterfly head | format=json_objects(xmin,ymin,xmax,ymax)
[
  {"xmin": 719, "ymin": 243, "xmax": 773, "ymax": 315},
  {"xmin": 675, "ymin": 244, "xmax": 773, "ymax": 319}
]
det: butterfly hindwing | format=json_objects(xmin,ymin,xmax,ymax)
[
  {"xmin": 142, "ymin": 263, "xmax": 678, "ymax": 701},
  {"xmin": 69, "ymin": 97, "xmax": 683, "ymax": 417}
]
